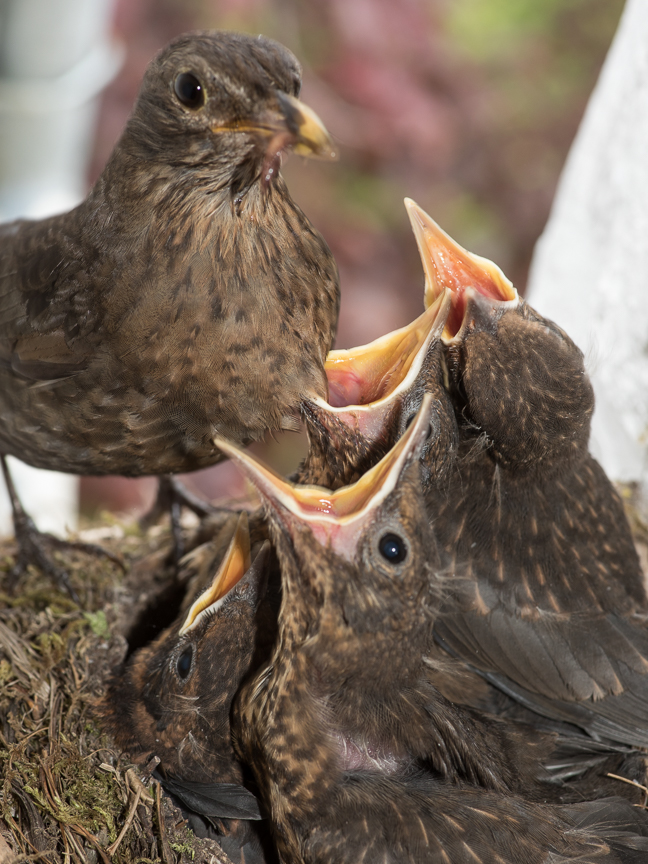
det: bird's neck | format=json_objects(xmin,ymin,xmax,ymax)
[
  {"xmin": 238, "ymin": 591, "xmax": 427, "ymax": 802},
  {"xmin": 239, "ymin": 626, "xmax": 541, "ymax": 841},
  {"xmin": 92, "ymin": 130, "xmax": 291, "ymax": 225},
  {"xmin": 237, "ymin": 640, "xmax": 413, "ymax": 839},
  {"xmin": 427, "ymin": 446, "xmax": 647, "ymax": 613}
]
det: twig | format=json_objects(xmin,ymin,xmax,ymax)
[
  {"xmin": 69, "ymin": 824, "xmax": 111, "ymax": 864},
  {"xmin": 106, "ymin": 785, "xmax": 141, "ymax": 856},
  {"xmin": 125, "ymin": 769, "xmax": 154, "ymax": 807},
  {"xmin": 606, "ymin": 772, "xmax": 648, "ymax": 807},
  {"xmin": 155, "ymin": 781, "xmax": 174, "ymax": 864}
]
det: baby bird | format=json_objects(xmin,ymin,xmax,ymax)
[
  {"xmin": 217, "ymin": 398, "xmax": 648, "ymax": 864},
  {"xmin": 100, "ymin": 513, "xmax": 276, "ymax": 863},
  {"xmin": 297, "ymin": 287, "xmax": 457, "ymax": 489},
  {"xmin": 293, "ymin": 198, "xmax": 648, "ymax": 748},
  {"xmin": 0, "ymin": 30, "xmax": 339, "ymax": 594},
  {"xmin": 406, "ymin": 200, "xmax": 648, "ymax": 749}
]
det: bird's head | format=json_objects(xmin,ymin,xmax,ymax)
[
  {"xmin": 406, "ymin": 199, "xmax": 594, "ymax": 468},
  {"xmin": 100, "ymin": 512, "xmax": 271, "ymax": 783},
  {"xmin": 300, "ymin": 289, "xmax": 458, "ymax": 489},
  {"xmin": 123, "ymin": 30, "xmax": 335, "ymax": 193},
  {"xmin": 215, "ymin": 396, "xmax": 440, "ymax": 689}
]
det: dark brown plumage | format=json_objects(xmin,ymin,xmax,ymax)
[
  {"xmin": 217, "ymin": 398, "xmax": 648, "ymax": 864},
  {"xmin": 405, "ymin": 200, "xmax": 648, "ymax": 748},
  {"xmin": 100, "ymin": 513, "xmax": 277, "ymax": 863},
  {"xmin": 289, "ymin": 199, "xmax": 648, "ymax": 748},
  {"xmin": 0, "ymin": 30, "xmax": 339, "ymax": 591}
]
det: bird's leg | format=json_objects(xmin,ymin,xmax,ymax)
[
  {"xmin": 141, "ymin": 476, "xmax": 232, "ymax": 565},
  {"xmin": 1, "ymin": 456, "xmax": 124, "ymax": 603}
]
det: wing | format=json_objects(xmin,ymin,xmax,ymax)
[
  {"xmin": 0, "ymin": 215, "xmax": 96, "ymax": 383},
  {"xmin": 158, "ymin": 776, "xmax": 263, "ymax": 821},
  {"xmin": 434, "ymin": 587, "xmax": 648, "ymax": 748}
]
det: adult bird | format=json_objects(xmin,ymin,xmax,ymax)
[
  {"xmin": 100, "ymin": 512, "xmax": 277, "ymax": 863},
  {"xmin": 0, "ymin": 30, "xmax": 339, "ymax": 596},
  {"xmin": 216, "ymin": 398, "xmax": 648, "ymax": 864}
]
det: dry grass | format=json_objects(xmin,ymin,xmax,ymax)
[{"xmin": 0, "ymin": 518, "xmax": 231, "ymax": 864}]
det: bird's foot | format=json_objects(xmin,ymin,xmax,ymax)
[
  {"xmin": 5, "ymin": 508, "xmax": 125, "ymax": 604},
  {"xmin": 141, "ymin": 476, "xmax": 233, "ymax": 565}
]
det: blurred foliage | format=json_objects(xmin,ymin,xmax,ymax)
[{"xmin": 84, "ymin": 0, "xmax": 624, "ymax": 510}]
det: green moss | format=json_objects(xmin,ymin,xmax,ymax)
[
  {"xmin": 0, "ymin": 659, "xmax": 13, "ymax": 684},
  {"xmin": 15, "ymin": 747, "xmax": 121, "ymax": 841},
  {"xmin": 83, "ymin": 610, "xmax": 111, "ymax": 639},
  {"xmin": 171, "ymin": 840, "xmax": 196, "ymax": 860},
  {"xmin": 33, "ymin": 632, "xmax": 66, "ymax": 668}
]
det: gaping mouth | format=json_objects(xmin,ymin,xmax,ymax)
[
  {"xmin": 405, "ymin": 198, "xmax": 518, "ymax": 339},
  {"xmin": 214, "ymin": 393, "xmax": 432, "ymax": 534},
  {"xmin": 179, "ymin": 512, "xmax": 251, "ymax": 635},
  {"xmin": 307, "ymin": 291, "xmax": 450, "ymax": 441}
]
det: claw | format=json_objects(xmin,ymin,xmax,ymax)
[
  {"xmin": 1, "ymin": 455, "xmax": 124, "ymax": 603},
  {"xmin": 140, "ymin": 475, "xmax": 236, "ymax": 566}
]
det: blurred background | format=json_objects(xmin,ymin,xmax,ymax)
[{"xmin": 0, "ymin": 0, "xmax": 626, "ymax": 522}]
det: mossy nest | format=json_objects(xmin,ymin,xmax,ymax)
[{"xmin": 0, "ymin": 513, "xmax": 233, "ymax": 864}]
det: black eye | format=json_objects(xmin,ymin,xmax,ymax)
[
  {"xmin": 378, "ymin": 533, "xmax": 408, "ymax": 564},
  {"xmin": 176, "ymin": 645, "xmax": 193, "ymax": 679},
  {"xmin": 404, "ymin": 414, "xmax": 434, "ymax": 441},
  {"xmin": 174, "ymin": 72, "xmax": 205, "ymax": 109}
]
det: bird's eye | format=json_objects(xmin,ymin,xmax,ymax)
[
  {"xmin": 174, "ymin": 72, "xmax": 205, "ymax": 109},
  {"xmin": 378, "ymin": 532, "xmax": 408, "ymax": 565},
  {"xmin": 176, "ymin": 645, "xmax": 193, "ymax": 679},
  {"xmin": 404, "ymin": 414, "xmax": 434, "ymax": 441}
]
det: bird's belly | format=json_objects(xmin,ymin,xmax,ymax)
[{"xmin": 0, "ymin": 369, "xmax": 223, "ymax": 476}]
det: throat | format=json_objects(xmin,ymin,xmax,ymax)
[{"xmin": 332, "ymin": 732, "xmax": 404, "ymax": 774}]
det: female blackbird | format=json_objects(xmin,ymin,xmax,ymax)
[
  {"xmin": 406, "ymin": 200, "xmax": 648, "ymax": 749},
  {"xmin": 216, "ymin": 399, "xmax": 648, "ymax": 864},
  {"xmin": 0, "ymin": 30, "xmax": 339, "ymax": 593},
  {"xmin": 100, "ymin": 512, "xmax": 276, "ymax": 863}
]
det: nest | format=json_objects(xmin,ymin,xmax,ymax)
[
  {"xmin": 0, "ymin": 516, "xmax": 232, "ymax": 864},
  {"xmin": 1, "ymin": 485, "xmax": 647, "ymax": 863}
]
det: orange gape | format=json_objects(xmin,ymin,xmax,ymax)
[
  {"xmin": 406, "ymin": 198, "xmax": 517, "ymax": 338},
  {"xmin": 325, "ymin": 292, "xmax": 449, "ymax": 408}
]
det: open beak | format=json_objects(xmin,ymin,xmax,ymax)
[
  {"xmin": 179, "ymin": 512, "xmax": 251, "ymax": 635},
  {"xmin": 308, "ymin": 290, "xmax": 450, "ymax": 442},
  {"xmin": 213, "ymin": 91, "xmax": 336, "ymax": 161},
  {"xmin": 214, "ymin": 394, "xmax": 433, "ymax": 562},
  {"xmin": 405, "ymin": 198, "xmax": 518, "ymax": 340}
]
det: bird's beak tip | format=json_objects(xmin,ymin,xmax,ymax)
[{"xmin": 278, "ymin": 91, "xmax": 337, "ymax": 161}]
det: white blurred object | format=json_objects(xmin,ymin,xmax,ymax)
[
  {"xmin": 0, "ymin": 0, "xmax": 121, "ymax": 536},
  {"xmin": 0, "ymin": 457, "xmax": 80, "ymax": 537},
  {"xmin": 527, "ymin": 0, "xmax": 648, "ymax": 490}
]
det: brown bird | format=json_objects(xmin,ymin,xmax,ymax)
[
  {"xmin": 404, "ymin": 199, "xmax": 648, "ymax": 749},
  {"xmin": 216, "ymin": 398, "xmax": 648, "ymax": 864},
  {"xmin": 0, "ymin": 29, "xmax": 339, "ymax": 595},
  {"xmin": 297, "ymin": 288, "xmax": 457, "ymax": 489},
  {"xmin": 278, "ymin": 196, "xmax": 648, "ymax": 751},
  {"xmin": 100, "ymin": 512, "xmax": 277, "ymax": 863}
]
